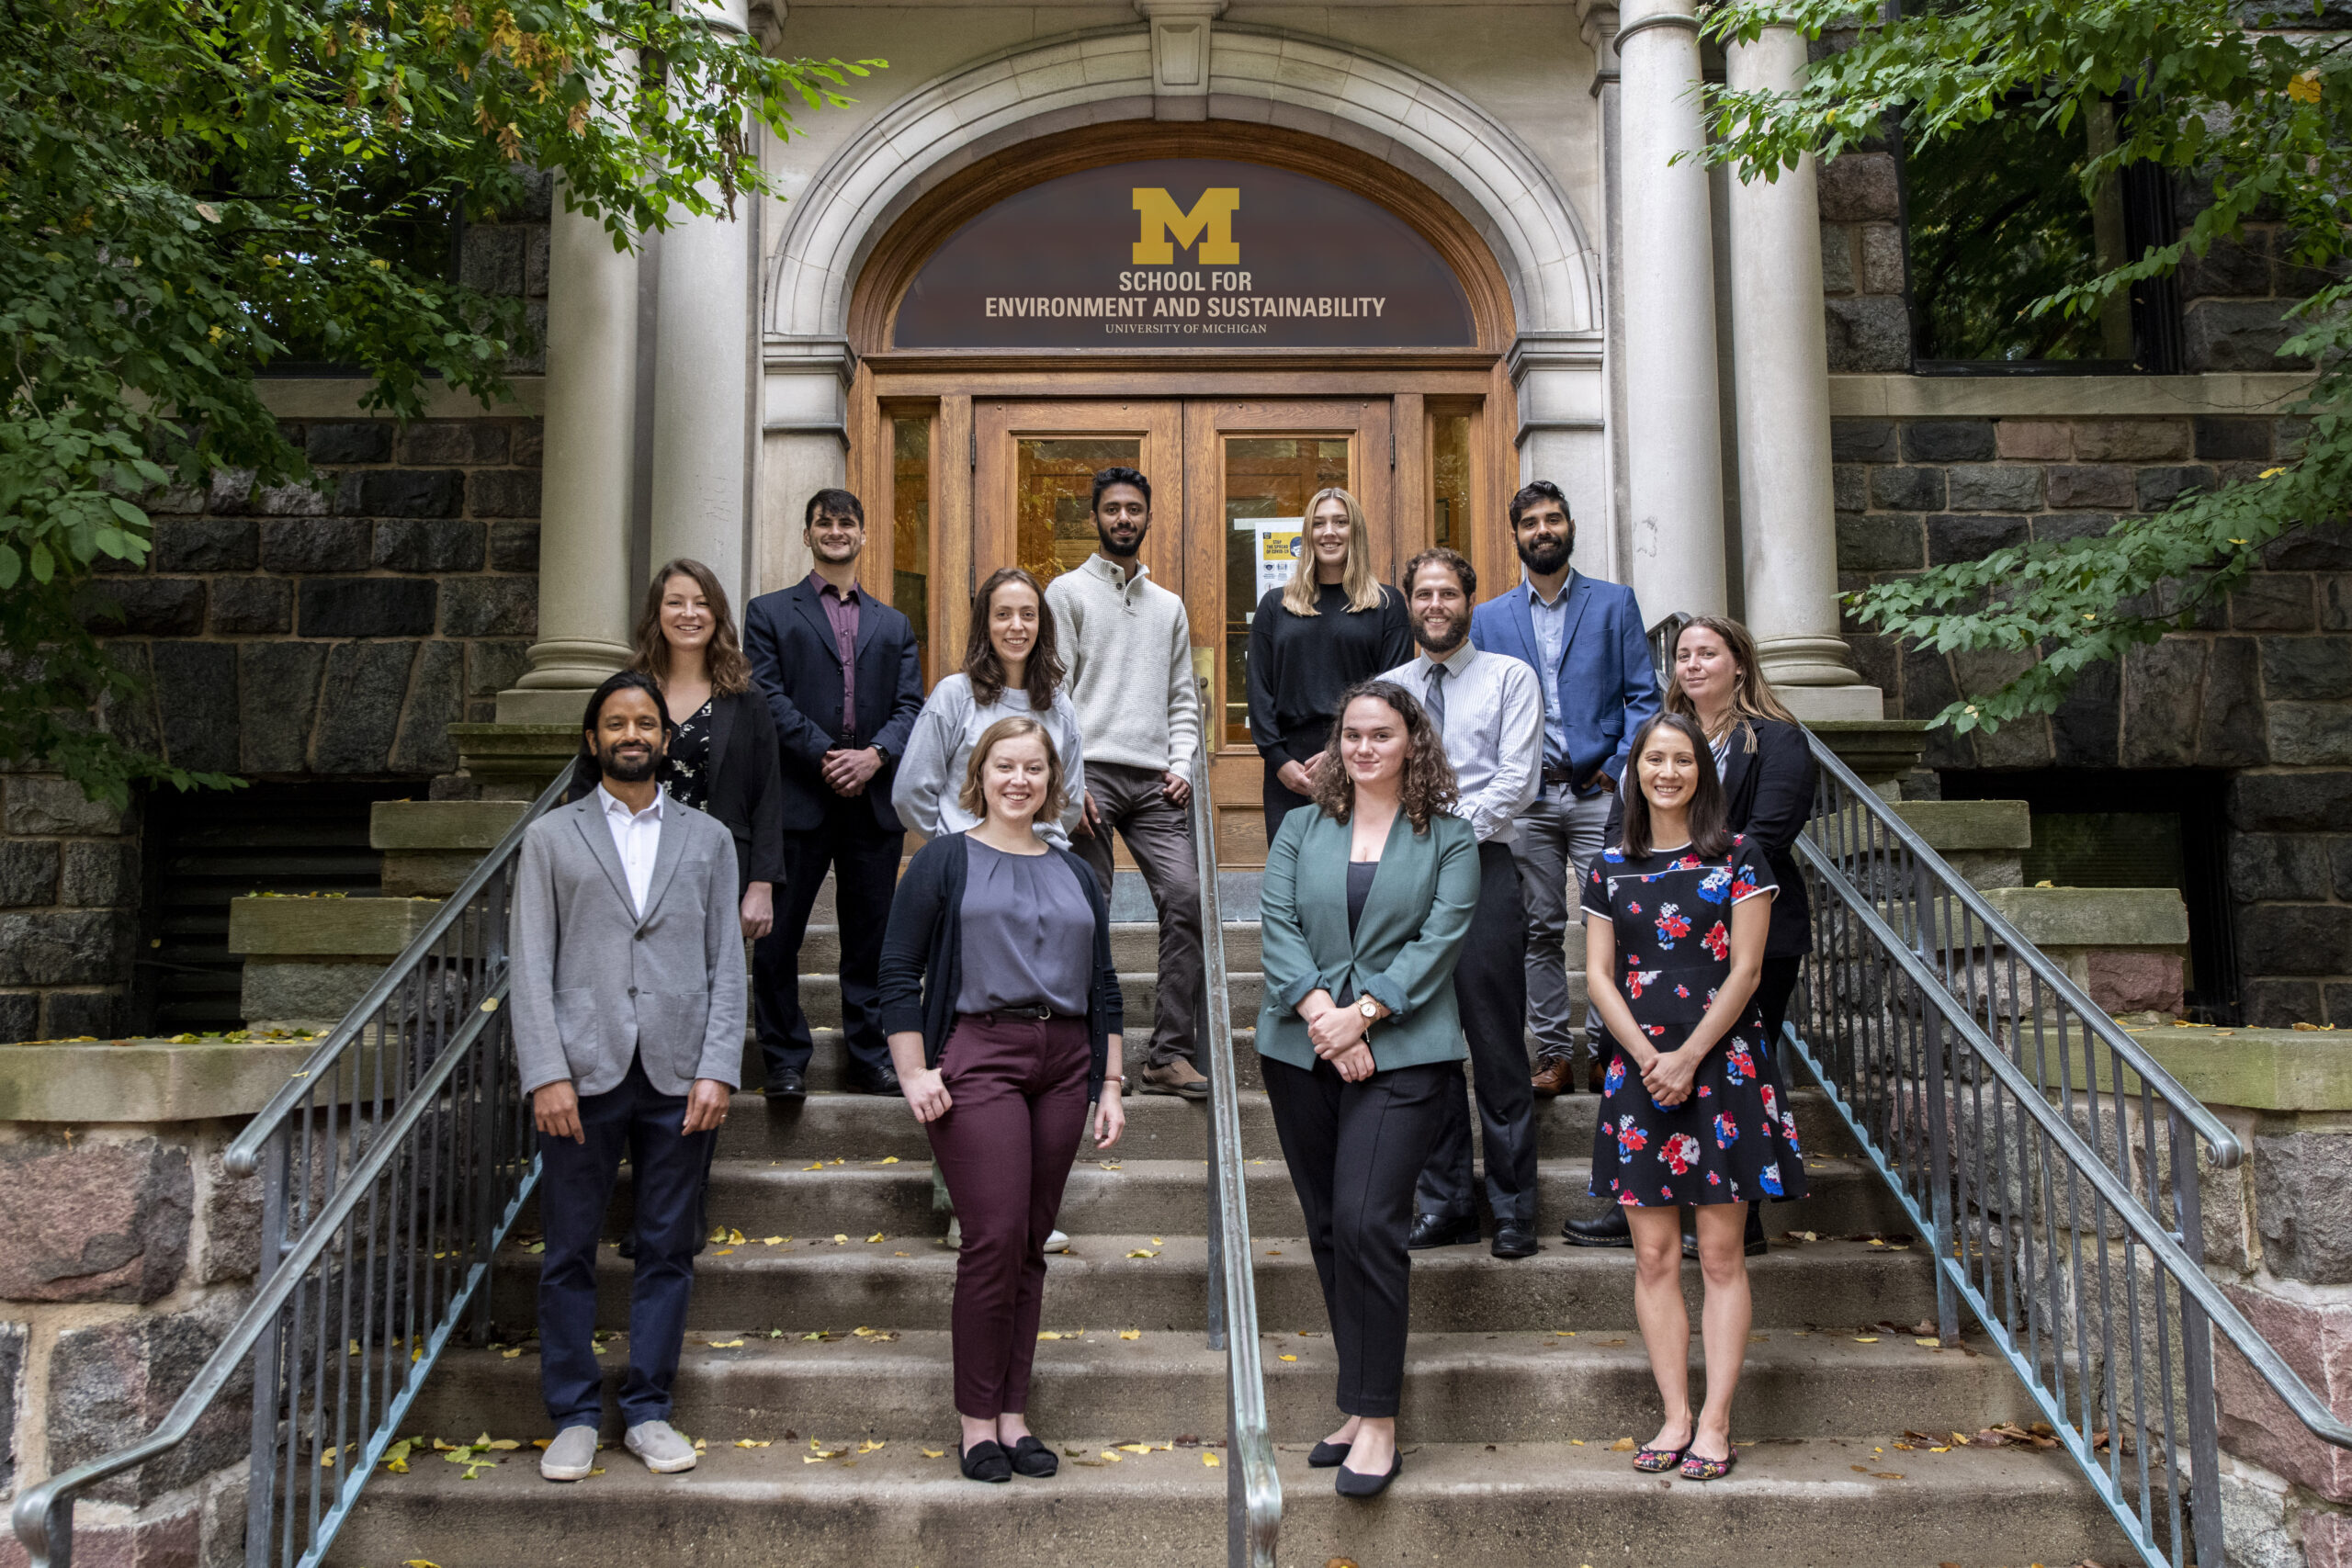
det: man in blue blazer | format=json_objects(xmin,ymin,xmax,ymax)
[
  {"xmin": 742, "ymin": 489, "xmax": 925, "ymax": 1099},
  {"xmin": 1467, "ymin": 480, "xmax": 1661, "ymax": 1095}
]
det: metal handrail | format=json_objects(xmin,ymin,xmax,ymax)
[
  {"xmin": 12, "ymin": 979, "xmax": 535, "ymax": 1568},
  {"xmin": 15, "ymin": 765, "xmax": 571, "ymax": 1568},
  {"xmin": 1186, "ymin": 752, "xmax": 1281, "ymax": 1568},
  {"xmin": 1792, "ymin": 730, "xmax": 2351, "ymax": 1568},
  {"xmin": 226, "ymin": 767, "xmax": 572, "ymax": 1178}
]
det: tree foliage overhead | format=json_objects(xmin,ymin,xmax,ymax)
[
  {"xmin": 1699, "ymin": 0, "xmax": 2349, "ymax": 735},
  {"xmin": 1, "ymin": 0, "xmax": 876, "ymax": 803}
]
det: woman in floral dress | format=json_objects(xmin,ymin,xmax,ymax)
[{"xmin": 1583, "ymin": 711, "xmax": 1805, "ymax": 1483}]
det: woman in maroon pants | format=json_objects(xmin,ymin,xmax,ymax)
[{"xmin": 876, "ymin": 716, "xmax": 1127, "ymax": 1483}]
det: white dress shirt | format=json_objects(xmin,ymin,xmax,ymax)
[
  {"xmin": 598, "ymin": 784, "xmax": 664, "ymax": 918},
  {"xmin": 1380, "ymin": 641, "xmax": 1543, "ymax": 846}
]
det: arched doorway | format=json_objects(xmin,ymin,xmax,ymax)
[{"xmin": 772, "ymin": 62, "xmax": 1600, "ymax": 858}]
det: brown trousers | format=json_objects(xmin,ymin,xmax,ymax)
[{"xmin": 1075, "ymin": 761, "xmax": 1202, "ymax": 1067}]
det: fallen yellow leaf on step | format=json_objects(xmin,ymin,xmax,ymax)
[
  {"xmin": 1203, "ymin": 1452, "xmax": 1220, "ymax": 1467},
  {"xmin": 1610, "ymin": 1438, "xmax": 1635, "ymax": 1451},
  {"xmin": 403, "ymin": 1561, "xmax": 444, "ymax": 1567},
  {"xmin": 1126, "ymin": 1249, "xmax": 1159, "ymax": 1258},
  {"xmin": 1099, "ymin": 1450, "xmax": 1123, "ymax": 1462},
  {"xmin": 866, "ymin": 1233, "xmax": 885, "ymax": 1243},
  {"xmin": 1037, "ymin": 1331, "xmax": 1063, "ymax": 1340},
  {"xmin": 707, "ymin": 1339, "xmax": 744, "ymax": 1348},
  {"xmin": 1855, "ymin": 1337, "xmax": 1880, "ymax": 1344},
  {"xmin": 763, "ymin": 1236, "xmax": 784, "ymax": 1246},
  {"xmin": 734, "ymin": 1439, "xmax": 771, "ymax": 1449},
  {"xmin": 485, "ymin": 1439, "xmax": 520, "ymax": 1450},
  {"xmin": 728, "ymin": 1228, "xmax": 747, "ymax": 1245},
  {"xmin": 1151, "ymin": 1237, "xmax": 1163, "ymax": 1246},
  {"xmin": 1916, "ymin": 1337, "xmax": 1940, "ymax": 1348},
  {"xmin": 859, "ymin": 1440, "xmax": 888, "ymax": 1453},
  {"xmin": 805, "ymin": 1163, "xmax": 824, "ymax": 1171},
  {"xmin": 880, "ymin": 1156, "xmax": 900, "ymax": 1164},
  {"xmin": 922, "ymin": 1448, "xmax": 945, "ymax": 1459},
  {"xmin": 832, "ymin": 1234, "xmax": 848, "ymax": 1245},
  {"xmin": 501, "ymin": 1348, "xmax": 522, "ymax": 1359},
  {"xmin": 1119, "ymin": 1330, "xmax": 1141, "ymax": 1340},
  {"xmin": 1279, "ymin": 1354, "xmax": 1297, "ymax": 1361},
  {"xmin": 1116, "ymin": 1443, "xmax": 1152, "ymax": 1454},
  {"xmin": 713, "ymin": 1248, "xmax": 735, "ymax": 1256}
]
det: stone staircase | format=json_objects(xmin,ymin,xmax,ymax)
[{"xmin": 328, "ymin": 894, "xmax": 2134, "ymax": 1568}]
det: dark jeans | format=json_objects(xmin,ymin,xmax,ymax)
[
  {"xmin": 1261, "ymin": 761, "xmax": 1314, "ymax": 846},
  {"xmin": 537, "ymin": 1055, "xmax": 711, "ymax": 1430},
  {"xmin": 1415, "ymin": 840, "xmax": 1538, "ymax": 1225},
  {"xmin": 925, "ymin": 1011, "xmax": 1093, "ymax": 1417},
  {"xmin": 1076, "ymin": 761, "xmax": 1202, "ymax": 1068},
  {"xmin": 754, "ymin": 800, "xmax": 902, "ymax": 1079},
  {"xmin": 1263, "ymin": 1054, "xmax": 1453, "ymax": 1418},
  {"xmin": 1757, "ymin": 954, "xmax": 1802, "ymax": 1052}
]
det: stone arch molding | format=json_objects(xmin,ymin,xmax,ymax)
[{"xmin": 765, "ymin": 25, "xmax": 1602, "ymax": 347}]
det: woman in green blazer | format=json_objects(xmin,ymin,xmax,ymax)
[{"xmin": 1256, "ymin": 678, "xmax": 1479, "ymax": 1498}]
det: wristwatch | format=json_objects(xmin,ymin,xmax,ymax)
[{"xmin": 1356, "ymin": 996, "xmax": 1381, "ymax": 1038}]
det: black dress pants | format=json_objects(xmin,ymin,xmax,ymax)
[
  {"xmin": 1263, "ymin": 1054, "xmax": 1453, "ymax": 1418},
  {"xmin": 1261, "ymin": 762, "xmax": 1315, "ymax": 846},
  {"xmin": 1414, "ymin": 840, "xmax": 1538, "ymax": 1225},
  {"xmin": 1756, "ymin": 955, "xmax": 1803, "ymax": 1054},
  {"xmin": 752, "ymin": 798, "xmax": 901, "ymax": 1080}
]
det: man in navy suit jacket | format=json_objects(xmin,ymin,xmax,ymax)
[
  {"xmin": 1468, "ymin": 480, "xmax": 1661, "ymax": 1096},
  {"xmin": 742, "ymin": 489, "xmax": 925, "ymax": 1099}
]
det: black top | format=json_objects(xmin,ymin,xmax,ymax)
[
  {"xmin": 1246, "ymin": 581, "xmax": 1414, "ymax": 766},
  {"xmin": 877, "ymin": 832, "xmax": 1125, "ymax": 1100},
  {"xmin": 663, "ymin": 698, "xmax": 716, "ymax": 812},
  {"xmin": 1346, "ymin": 860, "xmax": 1376, "ymax": 940},
  {"xmin": 1602, "ymin": 716, "xmax": 1818, "ymax": 958}
]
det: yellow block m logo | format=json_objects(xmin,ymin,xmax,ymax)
[{"xmin": 1131, "ymin": 187, "xmax": 1240, "ymax": 265}]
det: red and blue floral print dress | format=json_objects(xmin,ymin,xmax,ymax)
[{"xmin": 1580, "ymin": 835, "xmax": 1807, "ymax": 1208}]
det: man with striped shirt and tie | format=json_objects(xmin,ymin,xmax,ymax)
[{"xmin": 1380, "ymin": 547, "xmax": 1545, "ymax": 1259}]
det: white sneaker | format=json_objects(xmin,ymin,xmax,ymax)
[
  {"xmin": 624, "ymin": 1419, "xmax": 698, "ymax": 1474},
  {"xmin": 540, "ymin": 1425, "xmax": 597, "ymax": 1482},
  {"xmin": 1045, "ymin": 1229, "xmax": 1070, "ymax": 1253},
  {"xmin": 944, "ymin": 1220, "xmax": 1068, "ymax": 1252}
]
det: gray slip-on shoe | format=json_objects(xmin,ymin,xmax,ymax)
[
  {"xmin": 624, "ymin": 1419, "xmax": 699, "ymax": 1474},
  {"xmin": 540, "ymin": 1425, "xmax": 599, "ymax": 1482}
]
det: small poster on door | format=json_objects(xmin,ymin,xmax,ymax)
[{"xmin": 1251, "ymin": 519, "xmax": 1302, "ymax": 601}]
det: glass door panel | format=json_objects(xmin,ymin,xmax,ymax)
[
  {"xmin": 1221, "ymin": 437, "xmax": 1350, "ymax": 748},
  {"xmin": 1015, "ymin": 437, "xmax": 1142, "ymax": 586}
]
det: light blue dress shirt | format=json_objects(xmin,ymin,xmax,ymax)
[{"xmin": 1525, "ymin": 570, "xmax": 1577, "ymax": 773}]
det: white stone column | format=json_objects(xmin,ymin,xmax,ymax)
[
  {"xmin": 503, "ymin": 168, "xmax": 639, "ymax": 724},
  {"xmin": 1726, "ymin": 26, "xmax": 1883, "ymax": 718},
  {"xmin": 1616, "ymin": 0, "xmax": 1727, "ymax": 624},
  {"xmin": 649, "ymin": 0, "xmax": 756, "ymax": 615}
]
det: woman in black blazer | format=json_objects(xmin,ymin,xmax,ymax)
[
  {"xmin": 629, "ymin": 557, "xmax": 786, "ymax": 932},
  {"xmin": 876, "ymin": 716, "xmax": 1125, "ymax": 1484},
  {"xmin": 1564, "ymin": 615, "xmax": 1818, "ymax": 1257},
  {"xmin": 1244, "ymin": 487, "xmax": 1412, "ymax": 840}
]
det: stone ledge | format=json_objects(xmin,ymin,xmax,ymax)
[
  {"xmin": 1894, "ymin": 798, "xmax": 2032, "ymax": 852},
  {"xmin": 226, "ymin": 896, "xmax": 441, "ymax": 958},
  {"xmin": 0, "ymin": 1038, "xmax": 326, "ymax": 1123},
  {"xmin": 1979, "ymin": 885, "xmax": 2191, "ymax": 949},
  {"xmin": 371, "ymin": 798, "xmax": 527, "ymax": 852},
  {"xmin": 2116, "ymin": 1027, "xmax": 2352, "ymax": 1113},
  {"xmin": 1828, "ymin": 370, "xmax": 2313, "ymax": 419}
]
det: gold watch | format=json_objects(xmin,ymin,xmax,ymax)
[{"xmin": 1356, "ymin": 996, "xmax": 1381, "ymax": 1038}]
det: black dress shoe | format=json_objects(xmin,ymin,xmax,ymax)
[
  {"xmin": 843, "ymin": 1064, "xmax": 901, "ymax": 1096},
  {"xmin": 764, "ymin": 1067, "xmax": 806, "ymax": 1101},
  {"xmin": 1307, "ymin": 1440, "xmax": 1349, "ymax": 1468},
  {"xmin": 1682, "ymin": 1208, "xmax": 1770, "ymax": 1259},
  {"xmin": 1491, "ymin": 1223, "xmax": 1538, "ymax": 1259},
  {"xmin": 1561, "ymin": 1209, "xmax": 1634, "ymax": 1248},
  {"xmin": 1406, "ymin": 1213, "xmax": 1480, "ymax": 1250},
  {"xmin": 959, "ymin": 1440, "xmax": 1012, "ymax": 1483},
  {"xmin": 1008, "ymin": 1436, "xmax": 1058, "ymax": 1478},
  {"xmin": 1334, "ymin": 1452, "xmax": 1402, "ymax": 1498}
]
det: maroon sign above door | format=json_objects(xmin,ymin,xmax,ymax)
[{"xmin": 892, "ymin": 159, "xmax": 1476, "ymax": 349}]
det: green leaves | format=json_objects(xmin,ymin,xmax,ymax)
[
  {"xmin": 2, "ymin": 0, "xmax": 878, "ymax": 800},
  {"xmin": 1694, "ymin": 0, "xmax": 2351, "ymax": 731}
]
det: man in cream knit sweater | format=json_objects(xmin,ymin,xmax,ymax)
[{"xmin": 1045, "ymin": 467, "xmax": 1208, "ymax": 1099}]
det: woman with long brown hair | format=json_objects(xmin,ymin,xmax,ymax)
[
  {"xmin": 627, "ymin": 558, "xmax": 783, "ymax": 939},
  {"xmin": 1565, "ymin": 615, "xmax": 1819, "ymax": 1258},
  {"xmin": 893, "ymin": 566, "xmax": 1087, "ymax": 847},
  {"xmin": 1255, "ymin": 678, "xmax": 1477, "ymax": 1498},
  {"xmin": 1244, "ymin": 487, "xmax": 1412, "ymax": 840},
  {"xmin": 1583, "ymin": 708, "xmax": 1804, "ymax": 1481}
]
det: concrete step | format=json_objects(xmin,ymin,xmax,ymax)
[
  {"xmin": 792, "ymin": 969, "xmax": 1268, "ymax": 1032},
  {"xmin": 487, "ymin": 1236, "xmax": 1944, "ymax": 1335},
  {"xmin": 803, "ymin": 921, "xmax": 1267, "ymax": 974},
  {"xmin": 328, "ymin": 1435, "xmax": 2130, "ymax": 1568},
  {"xmin": 402, "ymin": 1326, "xmax": 2033, "ymax": 1447},
  {"xmin": 752, "ymin": 1029, "xmax": 1278, "ymax": 1092},
  {"xmin": 593, "ymin": 1156, "xmax": 1904, "ymax": 1240},
  {"xmin": 713, "ymin": 1086, "xmax": 1863, "ymax": 1165}
]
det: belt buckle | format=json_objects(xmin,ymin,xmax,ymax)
[{"xmin": 1031, "ymin": 1004, "xmax": 1053, "ymax": 1021}]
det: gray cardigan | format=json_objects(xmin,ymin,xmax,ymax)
[
  {"xmin": 510, "ymin": 793, "xmax": 747, "ymax": 1098},
  {"xmin": 888, "ymin": 673, "xmax": 1087, "ymax": 847}
]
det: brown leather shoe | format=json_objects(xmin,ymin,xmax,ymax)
[{"xmin": 1531, "ymin": 1057, "xmax": 1575, "ymax": 1097}]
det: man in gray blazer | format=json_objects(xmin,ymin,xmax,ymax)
[{"xmin": 512, "ymin": 671, "xmax": 746, "ymax": 1483}]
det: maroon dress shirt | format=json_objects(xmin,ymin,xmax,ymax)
[{"xmin": 811, "ymin": 572, "xmax": 862, "ymax": 745}]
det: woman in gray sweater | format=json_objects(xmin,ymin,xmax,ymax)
[{"xmin": 892, "ymin": 567, "xmax": 1088, "ymax": 848}]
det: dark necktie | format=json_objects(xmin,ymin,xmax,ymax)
[{"xmin": 1424, "ymin": 661, "xmax": 1449, "ymax": 738}]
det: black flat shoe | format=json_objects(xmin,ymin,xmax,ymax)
[
  {"xmin": 1491, "ymin": 1223, "xmax": 1538, "ymax": 1259},
  {"xmin": 844, "ymin": 1064, "xmax": 902, "ymax": 1096},
  {"xmin": 1008, "ymin": 1436, "xmax": 1057, "ymax": 1478},
  {"xmin": 1561, "ymin": 1209, "xmax": 1633, "ymax": 1248},
  {"xmin": 763, "ymin": 1067, "xmax": 806, "ymax": 1101},
  {"xmin": 959, "ymin": 1440, "xmax": 1012, "ymax": 1483},
  {"xmin": 1406, "ymin": 1214, "xmax": 1479, "ymax": 1250},
  {"xmin": 1307, "ymin": 1440, "xmax": 1349, "ymax": 1468},
  {"xmin": 1334, "ymin": 1452, "xmax": 1402, "ymax": 1498}
]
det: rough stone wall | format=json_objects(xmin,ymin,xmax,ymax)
[
  {"xmin": 0, "ymin": 1118, "xmax": 263, "ymax": 1568},
  {"xmin": 1830, "ymin": 408, "xmax": 2351, "ymax": 1027},
  {"xmin": 0, "ymin": 782, "xmax": 143, "ymax": 1044},
  {"xmin": 1816, "ymin": 149, "xmax": 1913, "ymax": 373}
]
